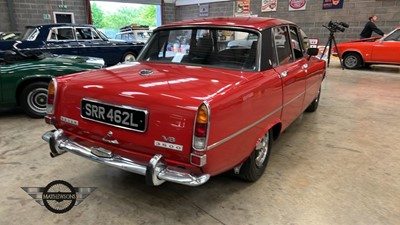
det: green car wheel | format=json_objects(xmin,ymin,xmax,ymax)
[{"xmin": 20, "ymin": 82, "xmax": 49, "ymax": 118}]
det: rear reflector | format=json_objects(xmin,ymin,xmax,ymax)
[
  {"xmin": 190, "ymin": 153, "xmax": 206, "ymax": 167},
  {"xmin": 44, "ymin": 116, "xmax": 55, "ymax": 125},
  {"xmin": 46, "ymin": 79, "xmax": 57, "ymax": 114}
]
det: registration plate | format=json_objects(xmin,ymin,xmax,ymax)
[{"xmin": 81, "ymin": 98, "xmax": 147, "ymax": 132}]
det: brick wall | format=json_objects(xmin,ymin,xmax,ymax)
[
  {"xmin": 0, "ymin": 0, "xmax": 11, "ymax": 32},
  {"xmin": 2, "ymin": 0, "xmax": 399, "ymax": 44},
  {"xmin": 0, "ymin": 0, "xmax": 88, "ymax": 33},
  {"xmin": 175, "ymin": 1, "xmax": 234, "ymax": 21},
  {"xmin": 174, "ymin": 0, "xmax": 400, "ymax": 44},
  {"xmin": 163, "ymin": 3, "xmax": 176, "ymax": 25}
]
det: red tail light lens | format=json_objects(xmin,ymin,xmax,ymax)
[
  {"xmin": 46, "ymin": 79, "xmax": 57, "ymax": 114},
  {"xmin": 192, "ymin": 103, "xmax": 209, "ymax": 151}
]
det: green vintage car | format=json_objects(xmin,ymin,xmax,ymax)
[{"xmin": 0, "ymin": 50, "xmax": 104, "ymax": 117}]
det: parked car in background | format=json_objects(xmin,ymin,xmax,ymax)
[
  {"xmin": 0, "ymin": 24, "xmax": 144, "ymax": 66},
  {"xmin": 227, "ymin": 32, "xmax": 257, "ymax": 48},
  {"xmin": 332, "ymin": 26, "xmax": 400, "ymax": 69},
  {"xmin": 0, "ymin": 48, "xmax": 104, "ymax": 118},
  {"xmin": 42, "ymin": 17, "xmax": 326, "ymax": 187},
  {"xmin": 114, "ymin": 24, "xmax": 152, "ymax": 44},
  {"xmin": 0, "ymin": 32, "xmax": 21, "ymax": 40}
]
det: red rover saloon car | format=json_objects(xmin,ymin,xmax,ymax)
[{"xmin": 42, "ymin": 17, "xmax": 326, "ymax": 186}]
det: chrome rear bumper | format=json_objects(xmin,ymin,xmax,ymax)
[{"xmin": 42, "ymin": 129, "xmax": 210, "ymax": 186}]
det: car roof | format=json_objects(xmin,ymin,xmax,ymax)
[
  {"xmin": 116, "ymin": 30, "xmax": 150, "ymax": 35},
  {"xmin": 159, "ymin": 17, "xmax": 294, "ymax": 31},
  {"xmin": 26, "ymin": 24, "xmax": 95, "ymax": 29}
]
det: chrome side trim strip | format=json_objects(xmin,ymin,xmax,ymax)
[
  {"xmin": 207, "ymin": 106, "xmax": 282, "ymax": 150},
  {"xmin": 283, "ymin": 91, "xmax": 305, "ymax": 107},
  {"xmin": 207, "ymin": 81, "xmax": 322, "ymax": 151}
]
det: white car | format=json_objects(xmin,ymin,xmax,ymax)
[
  {"xmin": 227, "ymin": 33, "xmax": 257, "ymax": 48},
  {"xmin": 114, "ymin": 25, "xmax": 152, "ymax": 44}
]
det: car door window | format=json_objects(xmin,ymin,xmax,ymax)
[
  {"xmin": 273, "ymin": 26, "xmax": 293, "ymax": 65},
  {"xmin": 76, "ymin": 27, "xmax": 100, "ymax": 40},
  {"xmin": 48, "ymin": 28, "xmax": 74, "ymax": 41},
  {"xmin": 289, "ymin": 26, "xmax": 304, "ymax": 60},
  {"xmin": 300, "ymin": 29, "xmax": 310, "ymax": 49},
  {"xmin": 58, "ymin": 28, "xmax": 74, "ymax": 40}
]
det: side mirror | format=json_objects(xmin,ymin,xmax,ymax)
[{"xmin": 306, "ymin": 47, "xmax": 319, "ymax": 60}]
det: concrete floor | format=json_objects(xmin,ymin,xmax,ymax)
[{"xmin": 1, "ymin": 59, "xmax": 400, "ymax": 225}]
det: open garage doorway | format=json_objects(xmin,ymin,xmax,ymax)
[{"xmin": 89, "ymin": 0, "xmax": 161, "ymax": 39}]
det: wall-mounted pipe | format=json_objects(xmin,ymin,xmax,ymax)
[{"xmin": 86, "ymin": 0, "xmax": 93, "ymax": 24}]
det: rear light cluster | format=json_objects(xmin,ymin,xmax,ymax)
[
  {"xmin": 46, "ymin": 79, "xmax": 57, "ymax": 115},
  {"xmin": 191, "ymin": 102, "xmax": 210, "ymax": 167}
]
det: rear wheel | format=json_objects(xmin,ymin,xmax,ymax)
[
  {"xmin": 343, "ymin": 52, "xmax": 362, "ymax": 69},
  {"xmin": 238, "ymin": 129, "xmax": 272, "ymax": 182},
  {"xmin": 122, "ymin": 51, "xmax": 137, "ymax": 62},
  {"xmin": 20, "ymin": 82, "xmax": 48, "ymax": 118},
  {"xmin": 364, "ymin": 63, "xmax": 372, "ymax": 69}
]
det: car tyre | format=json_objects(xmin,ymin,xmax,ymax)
[
  {"xmin": 343, "ymin": 52, "xmax": 362, "ymax": 69},
  {"xmin": 238, "ymin": 129, "xmax": 272, "ymax": 182},
  {"xmin": 364, "ymin": 63, "xmax": 372, "ymax": 69},
  {"xmin": 305, "ymin": 88, "xmax": 321, "ymax": 112},
  {"xmin": 122, "ymin": 51, "xmax": 137, "ymax": 62},
  {"xmin": 20, "ymin": 82, "xmax": 49, "ymax": 118}
]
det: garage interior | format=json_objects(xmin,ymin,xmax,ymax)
[{"xmin": 1, "ymin": 0, "xmax": 400, "ymax": 224}]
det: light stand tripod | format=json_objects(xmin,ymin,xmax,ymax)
[{"xmin": 321, "ymin": 25, "xmax": 344, "ymax": 69}]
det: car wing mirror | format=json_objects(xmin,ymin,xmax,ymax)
[{"xmin": 306, "ymin": 47, "xmax": 319, "ymax": 60}]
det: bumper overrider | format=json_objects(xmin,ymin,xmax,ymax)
[{"xmin": 42, "ymin": 129, "xmax": 210, "ymax": 186}]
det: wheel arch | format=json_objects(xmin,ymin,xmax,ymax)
[
  {"xmin": 253, "ymin": 120, "xmax": 282, "ymax": 148},
  {"xmin": 342, "ymin": 50, "xmax": 364, "ymax": 63},
  {"xmin": 121, "ymin": 49, "xmax": 139, "ymax": 62},
  {"xmin": 16, "ymin": 76, "xmax": 52, "ymax": 105},
  {"xmin": 271, "ymin": 122, "xmax": 282, "ymax": 141}
]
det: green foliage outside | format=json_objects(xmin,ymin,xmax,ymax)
[{"xmin": 91, "ymin": 2, "xmax": 156, "ymax": 29}]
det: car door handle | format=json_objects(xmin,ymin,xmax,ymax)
[
  {"xmin": 280, "ymin": 70, "xmax": 288, "ymax": 78},
  {"xmin": 302, "ymin": 64, "xmax": 309, "ymax": 70}
]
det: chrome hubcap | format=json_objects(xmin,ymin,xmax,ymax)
[
  {"xmin": 27, "ymin": 87, "xmax": 47, "ymax": 113},
  {"xmin": 124, "ymin": 54, "xmax": 136, "ymax": 62},
  {"xmin": 345, "ymin": 56, "xmax": 357, "ymax": 68},
  {"xmin": 255, "ymin": 132, "xmax": 269, "ymax": 168}
]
